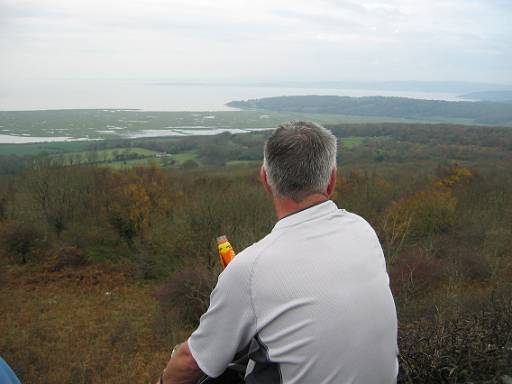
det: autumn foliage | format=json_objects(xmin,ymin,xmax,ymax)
[{"xmin": 0, "ymin": 156, "xmax": 511, "ymax": 383}]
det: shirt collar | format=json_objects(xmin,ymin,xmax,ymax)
[{"xmin": 272, "ymin": 200, "xmax": 339, "ymax": 232}]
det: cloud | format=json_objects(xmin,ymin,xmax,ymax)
[{"xmin": 0, "ymin": 0, "xmax": 510, "ymax": 82}]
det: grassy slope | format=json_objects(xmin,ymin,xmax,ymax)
[
  {"xmin": 0, "ymin": 264, "xmax": 185, "ymax": 383},
  {"xmin": 1, "ymin": 159, "xmax": 511, "ymax": 382}
]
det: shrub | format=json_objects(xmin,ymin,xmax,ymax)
[
  {"xmin": 49, "ymin": 245, "xmax": 88, "ymax": 271},
  {"xmin": 0, "ymin": 260, "xmax": 4, "ymax": 287},
  {"xmin": 181, "ymin": 159, "xmax": 199, "ymax": 169},
  {"xmin": 457, "ymin": 249, "xmax": 493, "ymax": 282},
  {"xmin": 398, "ymin": 295, "xmax": 512, "ymax": 383},
  {"xmin": 0, "ymin": 222, "xmax": 42, "ymax": 264},
  {"xmin": 385, "ymin": 190, "xmax": 457, "ymax": 240},
  {"xmin": 390, "ymin": 253, "xmax": 444, "ymax": 304},
  {"xmin": 0, "ymin": 197, "xmax": 7, "ymax": 220},
  {"xmin": 333, "ymin": 169, "xmax": 395, "ymax": 220},
  {"xmin": 383, "ymin": 165, "xmax": 474, "ymax": 243},
  {"xmin": 484, "ymin": 227, "xmax": 512, "ymax": 258},
  {"xmin": 154, "ymin": 264, "xmax": 217, "ymax": 329}
]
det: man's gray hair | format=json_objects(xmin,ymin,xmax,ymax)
[{"xmin": 263, "ymin": 121, "xmax": 337, "ymax": 202}]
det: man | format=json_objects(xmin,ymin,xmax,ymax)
[
  {"xmin": 158, "ymin": 121, "xmax": 398, "ymax": 384},
  {"xmin": 0, "ymin": 357, "xmax": 21, "ymax": 384}
]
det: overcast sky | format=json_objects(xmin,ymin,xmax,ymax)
[{"xmin": 1, "ymin": 0, "xmax": 511, "ymax": 83}]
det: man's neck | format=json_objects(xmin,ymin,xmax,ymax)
[{"xmin": 273, "ymin": 193, "xmax": 329, "ymax": 220}]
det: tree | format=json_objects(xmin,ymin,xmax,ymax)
[
  {"xmin": 107, "ymin": 165, "xmax": 174, "ymax": 246},
  {"xmin": 181, "ymin": 159, "xmax": 199, "ymax": 170}
]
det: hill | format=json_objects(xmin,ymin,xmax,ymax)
[
  {"xmin": 227, "ymin": 95, "xmax": 512, "ymax": 125},
  {"xmin": 458, "ymin": 90, "xmax": 512, "ymax": 102},
  {"xmin": 1, "ymin": 122, "xmax": 512, "ymax": 382}
]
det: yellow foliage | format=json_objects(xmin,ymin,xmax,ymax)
[
  {"xmin": 383, "ymin": 165, "xmax": 473, "ymax": 241},
  {"xmin": 385, "ymin": 189, "xmax": 457, "ymax": 239},
  {"xmin": 127, "ymin": 165, "xmax": 174, "ymax": 215},
  {"xmin": 108, "ymin": 165, "xmax": 176, "ymax": 243},
  {"xmin": 111, "ymin": 183, "xmax": 150, "ymax": 237},
  {"xmin": 333, "ymin": 169, "xmax": 391, "ymax": 201},
  {"xmin": 434, "ymin": 164, "xmax": 473, "ymax": 190}
]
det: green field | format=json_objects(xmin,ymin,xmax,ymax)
[
  {"xmin": 341, "ymin": 136, "xmax": 365, "ymax": 148},
  {"xmin": 0, "ymin": 132, "xmax": 424, "ymax": 171},
  {"xmin": 102, "ymin": 157, "xmax": 163, "ymax": 169},
  {"xmin": 226, "ymin": 160, "xmax": 261, "ymax": 167},
  {"xmin": 52, "ymin": 147, "xmax": 160, "ymax": 165},
  {"xmin": 104, "ymin": 151, "xmax": 200, "ymax": 169},
  {"xmin": 171, "ymin": 151, "xmax": 199, "ymax": 164},
  {"xmin": 0, "ymin": 141, "xmax": 92, "ymax": 156}
]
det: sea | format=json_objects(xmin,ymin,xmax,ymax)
[
  {"xmin": 0, "ymin": 79, "xmax": 466, "ymax": 112},
  {"xmin": 0, "ymin": 79, "xmax": 469, "ymax": 144}
]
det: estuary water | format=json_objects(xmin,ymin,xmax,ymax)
[
  {"xmin": 0, "ymin": 134, "xmax": 84, "ymax": 144},
  {"xmin": 0, "ymin": 79, "xmax": 469, "ymax": 143},
  {"xmin": 0, "ymin": 79, "xmax": 465, "ymax": 112}
]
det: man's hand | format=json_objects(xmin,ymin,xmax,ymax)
[{"xmin": 157, "ymin": 341, "xmax": 204, "ymax": 384}]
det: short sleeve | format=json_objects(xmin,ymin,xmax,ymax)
[{"xmin": 188, "ymin": 254, "xmax": 257, "ymax": 378}]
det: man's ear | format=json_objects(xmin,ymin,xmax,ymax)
[
  {"xmin": 260, "ymin": 166, "xmax": 273, "ymax": 194},
  {"xmin": 326, "ymin": 167, "xmax": 337, "ymax": 197}
]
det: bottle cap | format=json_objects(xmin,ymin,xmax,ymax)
[{"xmin": 216, "ymin": 235, "xmax": 228, "ymax": 244}]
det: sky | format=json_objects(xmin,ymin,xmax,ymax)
[{"xmin": 1, "ymin": 0, "xmax": 511, "ymax": 83}]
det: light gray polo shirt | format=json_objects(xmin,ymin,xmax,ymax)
[{"xmin": 189, "ymin": 200, "xmax": 398, "ymax": 384}]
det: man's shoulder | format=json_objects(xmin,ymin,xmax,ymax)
[
  {"xmin": 339, "ymin": 209, "xmax": 378, "ymax": 233},
  {"xmin": 226, "ymin": 233, "xmax": 275, "ymax": 272},
  {"xmin": 215, "ymin": 235, "xmax": 276, "ymax": 294}
]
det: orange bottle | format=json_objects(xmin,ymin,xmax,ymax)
[{"xmin": 217, "ymin": 235, "xmax": 236, "ymax": 268}]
